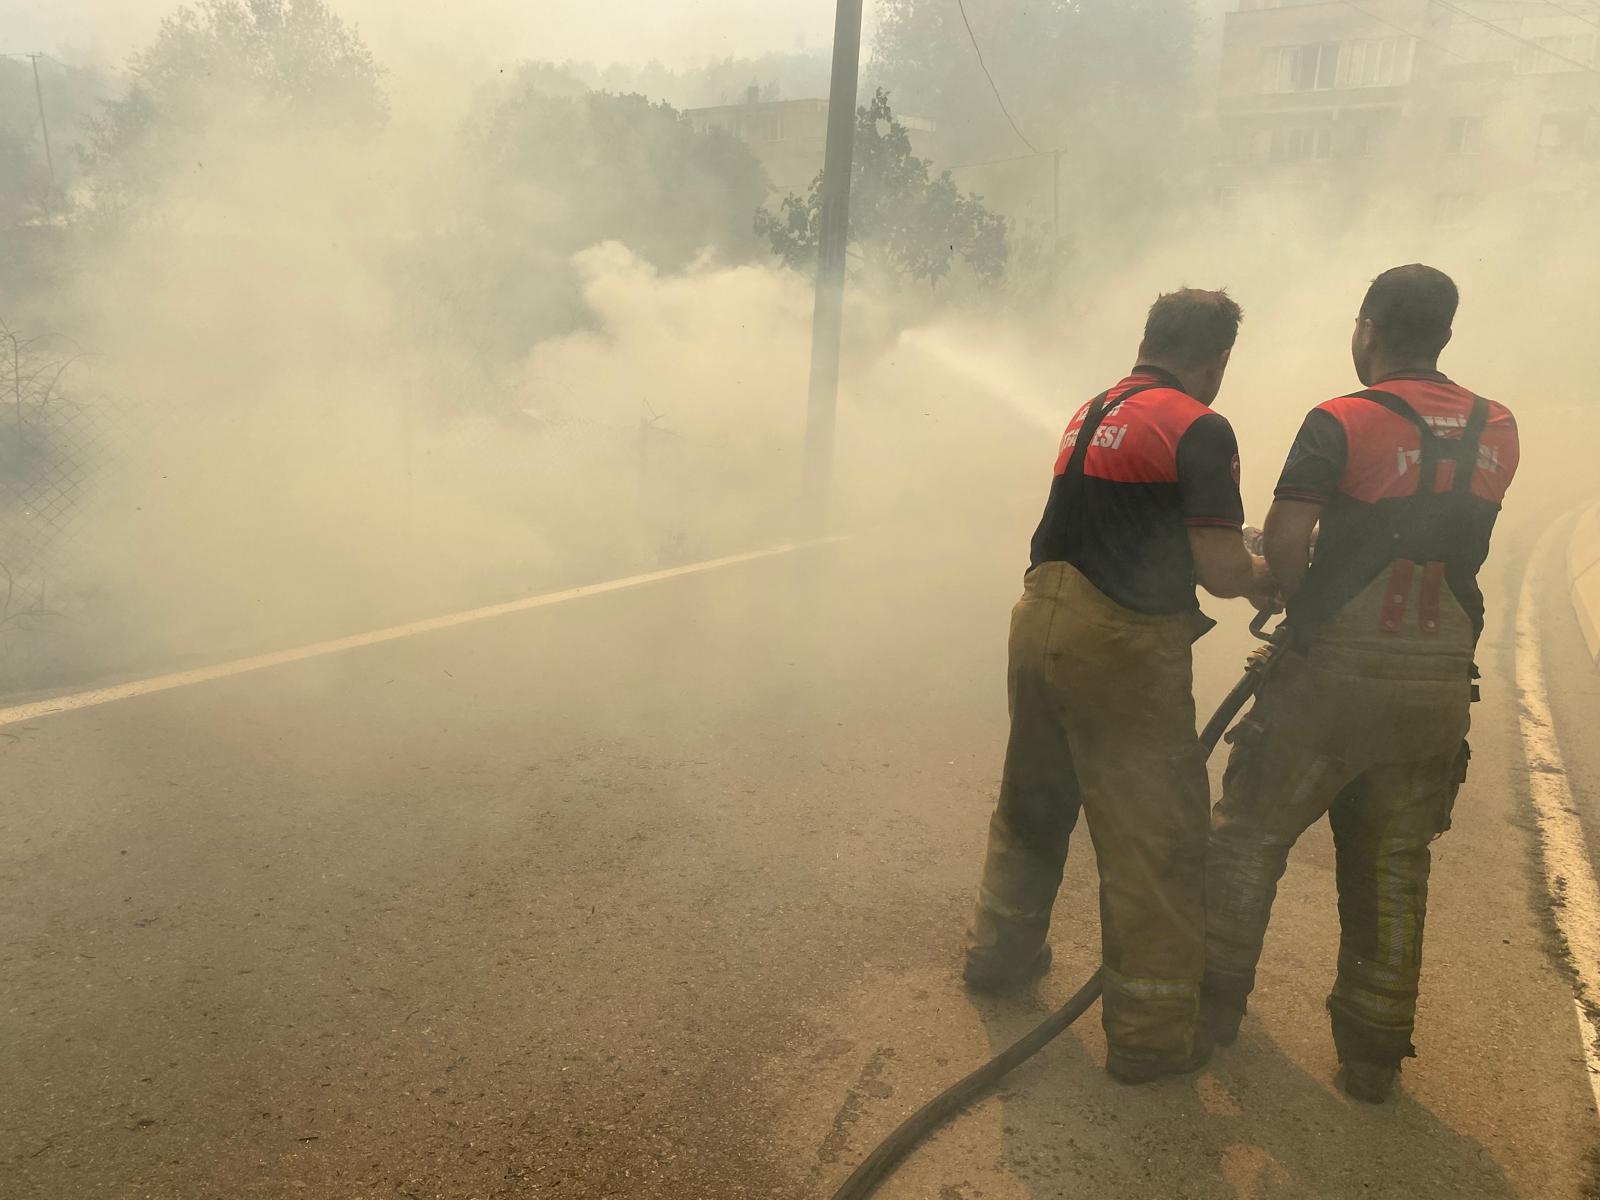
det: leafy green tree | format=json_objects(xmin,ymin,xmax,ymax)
[
  {"xmin": 82, "ymin": 0, "xmax": 385, "ymax": 217},
  {"xmin": 758, "ymin": 89, "xmax": 1007, "ymax": 287}
]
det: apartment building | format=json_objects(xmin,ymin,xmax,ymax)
[{"xmin": 1214, "ymin": 0, "xmax": 1600, "ymax": 233}]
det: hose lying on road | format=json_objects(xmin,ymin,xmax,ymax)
[
  {"xmin": 829, "ymin": 614, "xmax": 1282, "ymax": 1200},
  {"xmin": 827, "ymin": 971, "xmax": 1104, "ymax": 1200}
]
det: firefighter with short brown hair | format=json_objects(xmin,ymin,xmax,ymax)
[
  {"xmin": 1202, "ymin": 264, "xmax": 1520, "ymax": 1103},
  {"xmin": 964, "ymin": 289, "xmax": 1278, "ymax": 1085}
]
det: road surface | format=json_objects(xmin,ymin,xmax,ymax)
[{"xmin": 3, "ymin": 490, "xmax": 1599, "ymax": 1199}]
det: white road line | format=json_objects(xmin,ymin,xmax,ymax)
[
  {"xmin": 1515, "ymin": 516, "xmax": 1600, "ymax": 1120},
  {"xmin": 0, "ymin": 536, "xmax": 849, "ymax": 730}
]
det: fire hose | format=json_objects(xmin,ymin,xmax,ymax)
[{"xmin": 829, "ymin": 607, "xmax": 1285, "ymax": 1200}]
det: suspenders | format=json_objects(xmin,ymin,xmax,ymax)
[
  {"xmin": 1058, "ymin": 383, "xmax": 1164, "ymax": 558},
  {"xmin": 1347, "ymin": 388, "xmax": 1491, "ymax": 636}
]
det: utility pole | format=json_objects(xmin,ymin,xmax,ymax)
[
  {"xmin": 28, "ymin": 54, "xmax": 56, "ymax": 197},
  {"xmin": 29, "ymin": 56, "xmax": 56, "ymax": 190},
  {"xmin": 801, "ymin": 0, "xmax": 865, "ymax": 520}
]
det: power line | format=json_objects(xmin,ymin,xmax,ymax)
[
  {"xmin": 1337, "ymin": 0, "xmax": 1476, "ymax": 63},
  {"xmin": 1338, "ymin": 0, "xmax": 1598, "ymax": 73},
  {"xmin": 1531, "ymin": 0, "xmax": 1600, "ymax": 34},
  {"xmin": 1427, "ymin": 0, "xmax": 1600, "ymax": 72},
  {"xmin": 1492, "ymin": 0, "xmax": 1600, "ymax": 28},
  {"xmin": 954, "ymin": 0, "xmax": 1041, "ymax": 153}
]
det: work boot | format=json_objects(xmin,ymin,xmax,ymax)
[
  {"xmin": 1339, "ymin": 1060, "xmax": 1398, "ymax": 1104},
  {"xmin": 1200, "ymin": 998, "xmax": 1244, "ymax": 1047},
  {"xmin": 962, "ymin": 943, "xmax": 1052, "ymax": 994},
  {"xmin": 1106, "ymin": 1026, "xmax": 1214, "ymax": 1085}
]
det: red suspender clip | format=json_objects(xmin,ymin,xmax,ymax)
[
  {"xmin": 1418, "ymin": 561, "xmax": 1445, "ymax": 634},
  {"xmin": 1380, "ymin": 559, "xmax": 1416, "ymax": 633}
]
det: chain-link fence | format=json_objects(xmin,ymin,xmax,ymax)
[
  {"xmin": 0, "ymin": 394, "xmax": 130, "ymax": 615},
  {"xmin": 0, "ymin": 320, "xmax": 136, "ymax": 691},
  {"xmin": 0, "ymin": 356, "xmax": 788, "ymax": 699}
]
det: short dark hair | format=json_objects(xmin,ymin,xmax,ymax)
[
  {"xmin": 1359, "ymin": 264, "xmax": 1457, "ymax": 358},
  {"xmin": 1137, "ymin": 288, "xmax": 1244, "ymax": 367}
]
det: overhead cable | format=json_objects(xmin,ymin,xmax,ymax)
[
  {"xmin": 954, "ymin": 0, "xmax": 1042, "ymax": 153},
  {"xmin": 1427, "ymin": 0, "xmax": 1600, "ymax": 73}
]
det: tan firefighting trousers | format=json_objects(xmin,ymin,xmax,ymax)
[
  {"xmin": 966, "ymin": 561, "xmax": 1212, "ymax": 1065},
  {"xmin": 1204, "ymin": 570, "xmax": 1474, "ymax": 1066}
]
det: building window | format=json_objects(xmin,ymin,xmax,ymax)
[
  {"xmin": 1264, "ymin": 37, "xmax": 1415, "ymax": 93},
  {"xmin": 1336, "ymin": 37, "xmax": 1416, "ymax": 88},
  {"xmin": 1263, "ymin": 42, "xmax": 1339, "ymax": 92},
  {"xmin": 1536, "ymin": 112, "xmax": 1595, "ymax": 156},
  {"xmin": 1269, "ymin": 126, "xmax": 1333, "ymax": 162},
  {"xmin": 1343, "ymin": 122, "xmax": 1373, "ymax": 159},
  {"xmin": 1445, "ymin": 115, "xmax": 1483, "ymax": 155},
  {"xmin": 1434, "ymin": 192, "xmax": 1474, "ymax": 229},
  {"xmin": 1516, "ymin": 33, "xmax": 1597, "ymax": 74},
  {"xmin": 1225, "ymin": 131, "xmax": 1258, "ymax": 163}
]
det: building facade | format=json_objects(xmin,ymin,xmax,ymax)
[{"xmin": 1215, "ymin": 0, "xmax": 1600, "ymax": 234}]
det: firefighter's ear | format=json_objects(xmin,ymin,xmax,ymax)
[
  {"xmin": 1352, "ymin": 315, "xmax": 1378, "ymax": 358},
  {"xmin": 1194, "ymin": 350, "xmax": 1230, "ymax": 406}
]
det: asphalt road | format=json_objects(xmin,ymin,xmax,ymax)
[{"xmin": 3, "ymin": 489, "xmax": 1599, "ymax": 1199}]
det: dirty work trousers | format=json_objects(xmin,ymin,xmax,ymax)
[
  {"xmin": 1204, "ymin": 572, "xmax": 1474, "ymax": 1066},
  {"xmin": 966, "ymin": 561, "xmax": 1210, "ymax": 1065}
]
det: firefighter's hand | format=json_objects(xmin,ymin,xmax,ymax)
[{"xmin": 1246, "ymin": 556, "xmax": 1284, "ymax": 616}]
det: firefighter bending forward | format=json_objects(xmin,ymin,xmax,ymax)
[
  {"xmin": 964, "ymin": 290, "xmax": 1278, "ymax": 1085},
  {"xmin": 1201, "ymin": 265, "xmax": 1520, "ymax": 1103}
]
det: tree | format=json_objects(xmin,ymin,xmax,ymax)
[
  {"xmin": 0, "ymin": 126, "xmax": 40, "ymax": 230},
  {"xmin": 82, "ymin": 0, "xmax": 385, "ymax": 217},
  {"xmin": 0, "ymin": 56, "xmax": 113, "ymax": 227},
  {"xmin": 474, "ymin": 85, "xmax": 769, "ymax": 271},
  {"xmin": 410, "ymin": 85, "xmax": 771, "ymax": 365},
  {"xmin": 582, "ymin": 49, "xmax": 834, "ymax": 110},
  {"xmin": 758, "ymin": 89, "xmax": 1007, "ymax": 287}
]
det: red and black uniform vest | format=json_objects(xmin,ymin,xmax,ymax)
[
  {"xmin": 1275, "ymin": 371, "xmax": 1519, "ymax": 639},
  {"xmin": 1030, "ymin": 366, "xmax": 1245, "ymax": 615}
]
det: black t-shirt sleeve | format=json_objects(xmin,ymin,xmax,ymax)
[
  {"xmin": 1176, "ymin": 412, "xmax": 1245, "ymax": 529},
  {"xmin": 1275, "ymin": 408, "xmax": 1347, "ymax": 503}
]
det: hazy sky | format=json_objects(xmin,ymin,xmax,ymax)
[{"xmin": 2, "ymin": 1, "xmax": 855, "ymax": 68}]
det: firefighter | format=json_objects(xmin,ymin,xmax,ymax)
[
  {"xmin": 963, "ymin": 289, "xmax": 1278, "ymax": 1085},
  {"xmin": 1202, "ymin": 264, "xmax": 1520, "ymax": 1103}
]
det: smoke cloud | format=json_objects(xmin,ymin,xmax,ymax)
[{"xmin": 3, "ymin": 0, "xmax": 1595, "ymax": 696}]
